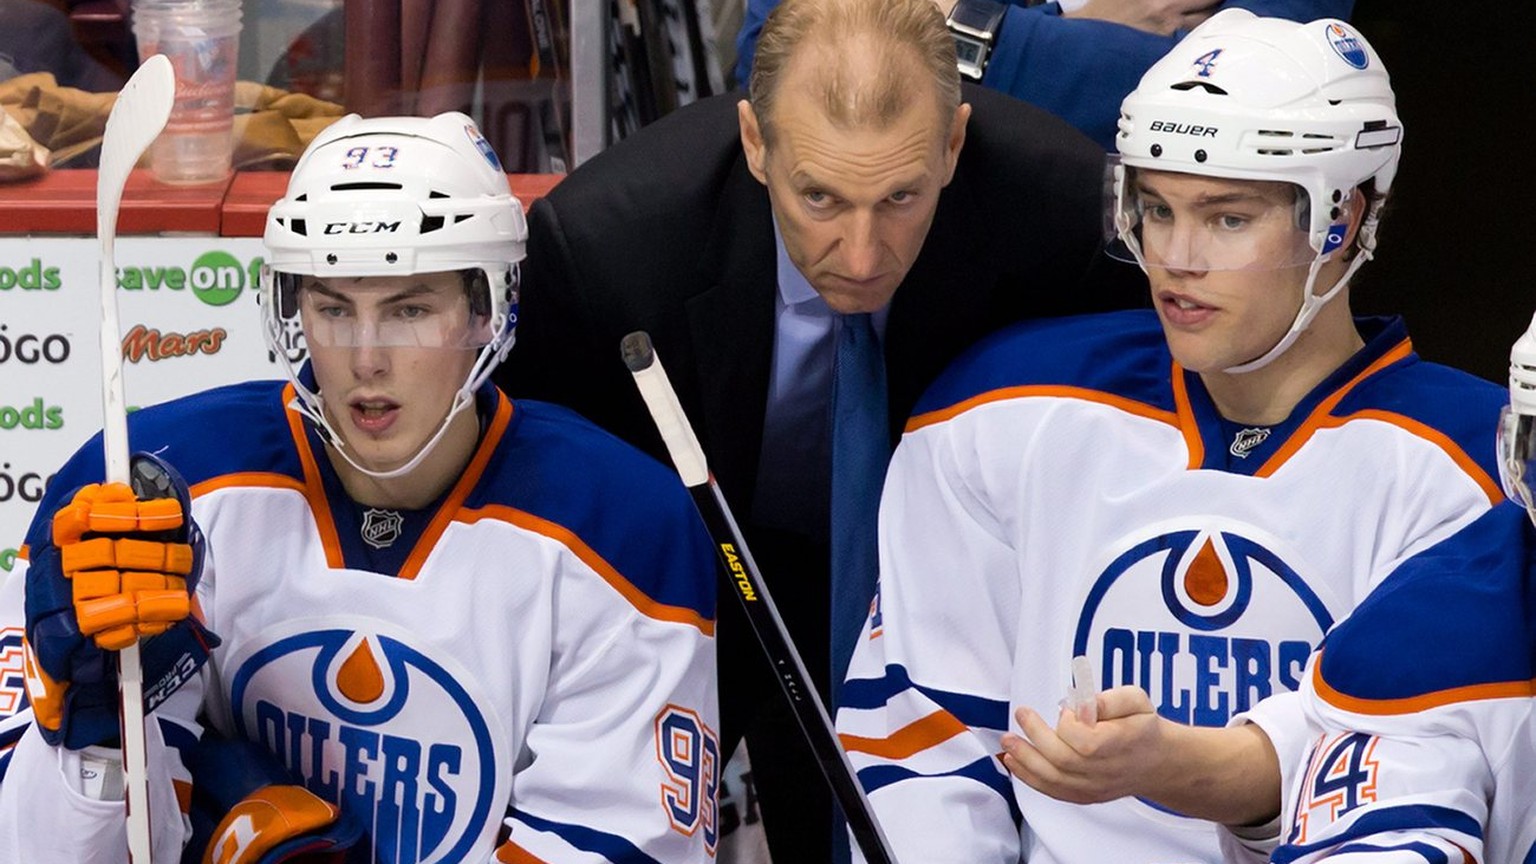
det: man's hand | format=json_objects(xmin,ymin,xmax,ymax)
[
  {"xmin": 1001, "ymin": 685, "xmax": 1167, "ymax": 804},
  {"xmin": 1065, "ymin": 0, "xmax": 1222, "ymax": 36},
  {"xmin": 1000, "ymin": 685, "xmax": 1283, "ymax": 825},
  {"xmin": 24, "ymin": 452, "xmax": 219, "ymax": 750}
]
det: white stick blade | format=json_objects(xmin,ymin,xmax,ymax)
[{"xmin": 97, "ymin": 54, "xmax": 176, "ymax": 237}]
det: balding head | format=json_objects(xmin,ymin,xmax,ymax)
[
  {"xmin": 735, "ymin": 0, "xmax": 971, "ymax": 314},
  {"xmin": 747, "ymin": 0, "xmax": 962, "ymax": 144}
]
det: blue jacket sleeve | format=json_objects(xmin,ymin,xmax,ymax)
[
  {"xmin": 984, "ymin": 0, "xmax": 1353, "ymax": 150},
  {"xmin": 734, "ymin": 0, "xmax": 778, "ymax": 86}
]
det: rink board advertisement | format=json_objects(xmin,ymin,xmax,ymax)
[{"xmin": 0, "ymin": 236, "xmax": 275, "ymax": 574}]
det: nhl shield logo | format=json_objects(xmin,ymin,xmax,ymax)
[
  {"xmin": 361, "ymin": 508, "xmax": 404, "ymax": 549},
  {"xmin": 1229, "ymin": 427, "xmax": 1271, "ymax": 459}
]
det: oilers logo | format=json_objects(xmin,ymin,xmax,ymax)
[
  {"xmin": 1326, "ymin": 22, "xmax": 1369, "ymax": 69},
  {"xmin": 228, "ymin": 628, "xmax": 500, "ymax": 863},
  {"xmin": 1073, "ymin": 524, "xmax": 1336, "ymax": 727}
]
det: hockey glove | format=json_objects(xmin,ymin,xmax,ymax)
[
  {"xmin": 24, "ymin": 452, "xmax": 220, "ymax": 750},
  {"xmin": 186, "ymin": 734, "xmax": 364, "ymax": 864}
]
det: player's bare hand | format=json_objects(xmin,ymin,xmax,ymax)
[
  {"xmin": 999, "ymin": 685, "xmax": 1167, "ymax": 804},
  {"xmin": 1065, "ymin": 0, "xmax": 1221, "ymax": 36}
]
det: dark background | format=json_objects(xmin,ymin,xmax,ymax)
[{"xmin": 1347, "ymin": 2, "xmax": 1531, "ymax": 384}]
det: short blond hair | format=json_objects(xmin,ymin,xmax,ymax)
[{"xmin": 747, "ymin": 0, "xmax": 961, "ymax": 142}]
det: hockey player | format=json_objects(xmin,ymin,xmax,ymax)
[
  {"xmin": 1262, "ymin": 315, "xmax": 1536, "ymax": 862},
  {"xmin": 0, "ymin": 113, "xmax": 721, "ymax": 862},
  {"xmin": 833, "ymin": 10, "xmax": 1509, "ymax": 862}
]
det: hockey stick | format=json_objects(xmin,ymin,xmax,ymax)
[
  {"xmin": 622, "ymin": 332, "xmax": 896, "ymax": 864},
  {"xmin": 526, "ymin": 0, "xmax": 571, "ymax": 172},
  {"xmin": 97, "ymin": 53, "xmax": 176, "ymax": 863}
]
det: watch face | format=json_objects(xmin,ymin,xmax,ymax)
[
  {"xmin": 954, "ymin": 37, "xmax": 982, "ymax": 65},
  {"xmin": 951, "ymin": 0, "xmax": 1000, "ymax": 31}
]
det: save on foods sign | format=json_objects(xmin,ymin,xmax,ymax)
[{"xmin": 0, "ymin": 236, "xmax": 274, "ymax": 568}]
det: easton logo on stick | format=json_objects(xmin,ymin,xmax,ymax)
[{"xmin": 721, "ymin": 543, "xmax": 757, "ymax": 601}]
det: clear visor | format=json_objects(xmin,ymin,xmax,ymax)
[
  {"xmin": 1497, "ymin": 405, "xmax": 1536, "ymax": 512},
  {"xmin": 1106, "ymin": 163, "xmax": 1337, "ymax": 272},
  {"xmin": 269, "ymin": 269, "xmax": 495, "ymax": 349}
]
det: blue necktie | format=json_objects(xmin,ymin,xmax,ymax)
[{"xmin": 829, "ymin": 313, "xmax": 889, "ymax": 698}]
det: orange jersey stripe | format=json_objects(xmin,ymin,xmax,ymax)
[
  {"xmin": 495, "ymin": 841, "xmax": 550, "ymax": 864},
  {"xmin": 1170, "ymin": 362, "xmax": 1204, "ymax": 470},
  {"xmin": 1312, "ymin": 409, "xmax": 1502, "ymax": 504},
  {"xmin": 398, "ymin": 393, "xmax": 515, "ymax": 581},
  {"xmin": 905, "ymin": 385, "xmax": 1178, "ymax": 434},
  {"xmin": 283, "ymin": 383, "xmax": 345, "ymax": 569},
  {"xmin": 456, "ymin": 503, "xmax": 715, "ymax": 637},
  {"xmin": 1255, "ymin": 339, "xmax": 1414, "ymax": 478},
  {"xmin": 1448, "ymin": 841, "xmax": 1480, "ymax": 864},
  {"xmin": 839, "ymin": 709, "xmax": 969, "ymax": 760},
  {"xmin": 1312, "ymin": 654, "xmax": 1536, "ymax": 716},
  {"xmin": 190, "ymin": 472, "xmax": 307, "ymax": 499}
]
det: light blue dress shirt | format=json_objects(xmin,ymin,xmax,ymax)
[{"xmin": 752, "ymin": 224, "xmax": 888, "ymax": 538}]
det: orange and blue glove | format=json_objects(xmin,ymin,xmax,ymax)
[
  {"xmin": 186, "ymin": 734, "xmax": 364, "ymax": 864},
  {"xmin": 24, "ymin": 452, "xmax": 219, "ymax": 750}
]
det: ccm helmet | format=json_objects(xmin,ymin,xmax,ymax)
[
  {"xmin": 1498, "ymin": 313, "xmax": 1536, "ymax": 525},
  {"xmin": 1113, "ymin": 9, "xmax": 1402, "ymax": 372},
  {"xmin": 259, "ymin": 112, "xmax": 526, "ymax": 478}
]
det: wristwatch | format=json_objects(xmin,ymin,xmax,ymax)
[{"xmin": 946, "ymin": 0, "xmax": 1008, "ymax": 82}]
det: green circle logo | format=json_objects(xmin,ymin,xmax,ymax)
[{"xmin": 191, "ymin": 251, "xmax": 245, "ymax": 306}]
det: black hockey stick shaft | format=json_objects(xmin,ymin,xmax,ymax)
[
  {"xmin": 622, "ymin": 331, "xmax": 896, "ymax": 864},
  {"xmin": 525, "ymin": 0, "xmax": 570, "ymax": 171}
]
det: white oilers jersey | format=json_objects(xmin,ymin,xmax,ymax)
[
  {"xmin": 0, "ymin": 381, "xmax": 721, "ymax": 863},
  {"xmin": 835, "ymin": 310, "xmax": 1507, "ymax": 863},
  {"xmin": 1273, "ymin": 503, "xmax": 1536, "ymax": 864}
]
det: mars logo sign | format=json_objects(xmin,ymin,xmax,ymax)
[
  {"xmin": 122, "ymin": 324, "xmax": 228, "ymax": 363},
  {"xmin": 1073, "ymin": 526, "xmax": 1334, "ymax": 727}
]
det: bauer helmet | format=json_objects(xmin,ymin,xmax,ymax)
[
  {"xmin": 1110, "ymin": 9, "xmax": 1402, "ymax": 372},
  {"xmin": 259, "ymin": 111, "xmax": 525, "ymax": 478}
]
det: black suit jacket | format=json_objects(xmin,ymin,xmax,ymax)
[{"xmin": 497, "ymin": 84, "xmax": 1144, "ymax": 859}]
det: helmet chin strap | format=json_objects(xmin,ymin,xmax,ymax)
[
  {"xmin": 291, "ymin": 384, "xmax": 478, "ymax": 480},
  {"xmin": 1221, "ymin": 247, "xmax": 1372, "ymax": 375}
]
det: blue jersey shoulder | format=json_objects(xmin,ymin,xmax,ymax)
[
  {"xmin": 913, "ymin": 309, "xmax": 1172, "ymax": 418},
  {"xmin": 1318, "ymin": 503, "xmax": 1536, "ymax": 702},
  {"xmin": 1338, "ymin": 354, "xmax": 1506, "ymax": 483},
  {"xmin": 473, "ymin": 398, "xmax": 717, "ymax": 624},
  {"xmin": 27, "ymin": 381, "xmax": 302, "ymax": 549}
]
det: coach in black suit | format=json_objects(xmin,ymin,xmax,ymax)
[{"xmin": 496, "ymin": 0, "xmax": 1143, "ymax": 857}]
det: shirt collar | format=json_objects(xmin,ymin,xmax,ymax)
[{"xmin": 774, "ymin": 220, "xmax": 825, "ymax": 309}]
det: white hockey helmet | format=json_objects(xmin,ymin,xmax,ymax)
[
  {"xmin": 1498, "ymin": 313, "xmax": 1536, "ymax": 525},
  {"xmin": 1111, "ymin": 9, "xmax": 1402, "ymax": 373},
  {"xmin": 259, "ymin": 112, "xmax": 526, "ymax": 479}
]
